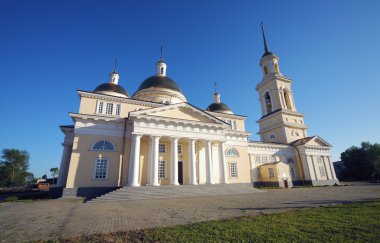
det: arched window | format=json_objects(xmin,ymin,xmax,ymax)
[
  {"xmin": 283, "ymin": 90, "xmax": 292, "ymax": 110},
  {"xmin": 160, "ymin": 67, "xmax": 164, "ymax": 74},
  {"xmin": 269, "ymin": 134, "xmax": 276, "ymax": 139},
  {"xmin": 264, "ymin": 66, "xmax": 269, "ymax": 75},
  {"xmin": 91, "ymin": 140, "xmax": 116, "ymax": 151},
  {"xmin": 265, "ymin": 92, "xmax": 272, "ymax": 113},
  {"xmin": 274, "ymin": 63, "xmax": 279, "ymax": 73},
  {"xmin": 225, "ymin": 148, "xmax": 239, "ymax": 157}
]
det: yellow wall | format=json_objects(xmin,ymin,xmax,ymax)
[
  {"xmin": 66, "ymin": 134, "xmax": 125, "ymax": 188},
  {"xmin": 225, "ymin": 145, "xmax": 251, "ymax": 183}
]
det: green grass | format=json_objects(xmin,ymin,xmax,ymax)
[{"xmin": 66, "ymin": 200, "xmax": 380, "ymax": 242}]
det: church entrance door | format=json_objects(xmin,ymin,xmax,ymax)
[{"xmin": 178, "ymin": 161, "xmax": 183, "ymax": 185}]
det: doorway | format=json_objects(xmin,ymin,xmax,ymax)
[{"xmin": 178, "ymin": 161, "xmax": 183, "ymax": 185}]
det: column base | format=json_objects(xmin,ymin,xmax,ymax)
[
  {"xmin": 170, "ymin": 182, "xmax": 180, "ymax": 186},
  {"xmin": 128, "ymin": 183, "xmax": 140, "ymax": 187}
]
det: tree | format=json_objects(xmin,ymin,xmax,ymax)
[
  {"xmin": 340, "ymin": 142, "xmax": 380, "ymax": 181},
  {"xmin": 42, "ymin": 174, "xmax": 47, "ymax": 179},
  {"xmin": 50, "ymin": 167, "xmax": 58, "ymax": 185},
  {"xmin": 0, "ymin": 149, "xmax": 30, "ymax": 186}
]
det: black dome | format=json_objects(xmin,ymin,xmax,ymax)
[
  {"xmin": 134, "ymin": 75, "xmax": 182, "ymax": 94},
  {"xmin": 93, "ymin": 83, "xmax": 128, "ymax": 96},
  {"xmin": 206, "ymin": 102, "xmax": 232, "ymax": 113}
]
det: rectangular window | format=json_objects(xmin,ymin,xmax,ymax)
[
  {"xmin": 106, "ymin": 103, "xmax": 113, "ymax": 115},
  {"xmin": 97, "ymin": 101, "xmax": 103, "ymax": 113},
  {"xmin": 262, "ymin": 156, "xmax": 268, "ymax": 163},
  {"xmin": 317, "ymin": 157, "xmax": 323, "ymax": 164},
  {"xmin": 255, "ymin": 155, "xmax": 261, "ymax": 164},
  {"xmin": 94, "ymin": 158, "xmax": 108, "ymax": 179},
  {"xmin": 115, "ymin": 104, "xmax": 121, "ymax": 115},
  {"xmin": 177, "ymin": 144, "xmax": 182, "ymax": 154},
  {"xmin": 269, "ymin": 168, "xmax": 275, "ymax": 178},
  {"xmin": 270, "ymin": 155, "xmax": 276, "ymax": 162},
  {"xmin": 290, "ymin": 167, "xmax": 296, "ymax": 178},
  {"xmin": 159, "ymin": 143, "xmax": 166, "ymax": 153},
  {"xmin": 158, "ymin": 160, "xmax": 166, "ymax": 179},
  {"xmin": 256, "ymin": 168, "xmax": 261, "ymax": 179},
  {"xmin": 233, "ymin": 120, "xmax": 237, "ymax": 130},
  {"xmin": 319, "ymin": 166, "xmax": 326, "ymax": 177},
  {"xmin": 229, "ymin": 162, "xmax": 238, "ymax": 178}
]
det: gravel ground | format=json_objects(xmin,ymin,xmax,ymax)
[{"xmin": 0, "ymin": 183, "xmax": 379, "ymax": 242}]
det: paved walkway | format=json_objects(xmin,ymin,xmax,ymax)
[{"xmin": 1, "ymin": 183, "xmax": 380, "ymax": 242}]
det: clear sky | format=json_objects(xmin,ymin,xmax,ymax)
[{"xmin": 0, "ymin": 0, "xmax": 379, "ymax": 178}]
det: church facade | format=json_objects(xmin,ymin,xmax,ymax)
[{"xmin": 57, "ymin": 29, "xmax": 338, "ymax": 197}]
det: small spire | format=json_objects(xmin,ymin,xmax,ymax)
[
  {"xmin": 160, "ymin": 46, "xmax": 163, "ymax": 60},
  {"xmin": 260, "ymin": 22, "xmax": 269, "ymax": 54},
  {"xmin": 213, "ymin": 82, "xmax": 221, "ymax": 103},
  {"xmin": 113, "ymin": 59, "xmax": 118, "ymax": 74}
]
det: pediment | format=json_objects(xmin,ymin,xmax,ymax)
[
  {"xmin": 129, "ymin": 103, "xmax": 228, "ymax": 125},
  {"xmin": 305, "ymin": 136, "xmax": 332, "ymax": 147}
]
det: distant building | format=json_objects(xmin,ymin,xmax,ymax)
[{"xmin": 57, "ymin": 27, "xmax": 338, "ymax": 198}]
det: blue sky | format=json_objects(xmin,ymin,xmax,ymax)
[{"xmin": 0, "ymin": 0, "xmax": 379, "ymax": 178}]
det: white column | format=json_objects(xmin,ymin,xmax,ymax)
[
  {"xmin": 328, "ymin": 156, "xmax": 338, "ymax": 180},
  {"xmin": 150, "ymin": 135, "xmax": 161, "ymax": 186},
  {"xmin": 219, "ymin": 142, "xmax": 228, "ymax": 184},
  {"xmin": 205, "ymin": 140, "xmax": 214, "ymax": 184},
  {"xmin": 171, "ymin": 137, "xmax": 179, "ymax": 185},
  {"xmin": 188, "ymin": 138, "xmax": 197, "ymax": 185},
  {"xmin": 311, "ymin": 156, "xmax": 319, "ymax": 180},
  {"xmin": 322, "ymin": 156, "xmax": 331, "ymax": 180},
  {"xmin": 128, "ymin": 134, "xmax": 142, "ymax": 187},
  {"xmin": 57, "ymin": 143, "xmax": 72, "ymax": 187}
]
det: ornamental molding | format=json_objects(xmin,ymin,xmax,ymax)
[
  {"xmin": 258, "ymin": 121, "xmax": 308, "ymax": 134},
  {"xmin": 132, "ymin": 115, "xmax": 227, "ymax": 132},
  {"xmin": 256, "ymin": 74, "xmax": 293, "ymax": 90},
  {"xmin": 130, "ymin": 102, "xmax": 229, "ymax": 127},
  {"xmin": 205, "ymin": 111, "xmax": 247, "ymax": 120},
  {"xmin": 248, "ymin": 141, "xmax": 290, "ymax": 150},
  {"xmin": 257, "ymin": 110, "xmax": 305, "ymax": 123},
  {"xmin": 77, "ymin": 90, "xmax": 163, "ymax": 108},
  {"xmin": 132, "ymin": 87, "xmax": 187, "ymax": 102},
  {"xmin": 69, "ymin": 112, "xmax": 125, "ymax": 123}
]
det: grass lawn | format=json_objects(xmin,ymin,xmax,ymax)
[{"xmin": 66, "ymin": 200, "xmax": 380, "ymax": 242}]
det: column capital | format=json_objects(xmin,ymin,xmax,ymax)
[
  {"xmin": 149, "ymin": 135, "xmax": 161, "ymax": 141},
  {"xmin": 132, "ymin": 133, "xmax": 143, "ymax": 138},
  {"xmin": 170, "ymin": 136, "xmax": 180, "ymax": 141}
]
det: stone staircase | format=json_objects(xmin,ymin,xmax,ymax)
[{"xmin": 88, "ymin": 183, "xmax": 263, "ymax": 203}]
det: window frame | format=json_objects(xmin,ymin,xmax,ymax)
[
  {"xmin": 90, "ymin": 139, "xmax": 116, "ymax": 152},
  {"xmin": 177, "ymin": 144, "xmax": 182, "ymax": 154},
  {"xmin": 158, "ymin": 143, "xmax": 166, "ymax": 153},
  {"xmin": 225, "ymin": 148, "xmax": 239, "ymax": 157},
  {"xmin": 105, "ymin": 103, "xmax": 114, "ymax": 115},
  {"xmin": 229, "ymin": 161, "xmax": 238, "ymax": 179},
  {"xmin": 268, "ymin": 168, "xmax": 275, "ymax": 178},
  {"xmin": 158, "ymin": 160, "xmax": 166, "ymax": 179},
  {"xmin": 93, "ymin": 157, "xmax": 109, "ymax": 180}
]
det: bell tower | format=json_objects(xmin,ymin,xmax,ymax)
[{"xmin": 256, "ymin": 24, "xmax": 308, "ymax": 144}]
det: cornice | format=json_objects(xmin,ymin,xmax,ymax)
[
  {"xmin": 69, "ymin": 112, "xmax": 126, "ymax": 123},
  {"xmin": 248, "ymin": 141, "xmax": 290, "ymax": 149},
  {"xmin": 205, "ymin": 110, "xmax": 247, "ymax": 119},
  {"xmin": 131, "ymin": 114, "xmax": 227, "ymax": 129},
  {"xmin": 77, "ymin": 90, "xmax": 163, "ymax": 108},
  {"xmin": 256, "ymin": 74, "xmax": 293, "ymax": 90}
]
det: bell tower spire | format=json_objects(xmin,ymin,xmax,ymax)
[
  {"xmin": 256, "ymin": 24, "xmax": 307, "ymax": 144},
  {"xmin": 261, "ymin": 22, "xmax": 269, "ymax": 54}
]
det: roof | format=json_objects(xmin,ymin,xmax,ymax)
[
  {"xmin": 289, "ymin": 136, "xmax": 332, "ymax": 147},
  {"xmin": 93, "ymin": 83, "xmax": 129, "ymax": 97},
  {"xmin": 206, "ymin": 102, "xmax": 232, "ymax": 113},
  {"xmin": 134, "ymin": 75, "xmax": 183, "ymax": 95}
]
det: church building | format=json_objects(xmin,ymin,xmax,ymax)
[{"xmin": 57, "ymin": 27, "xmax": 338, "ymax": 198}]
